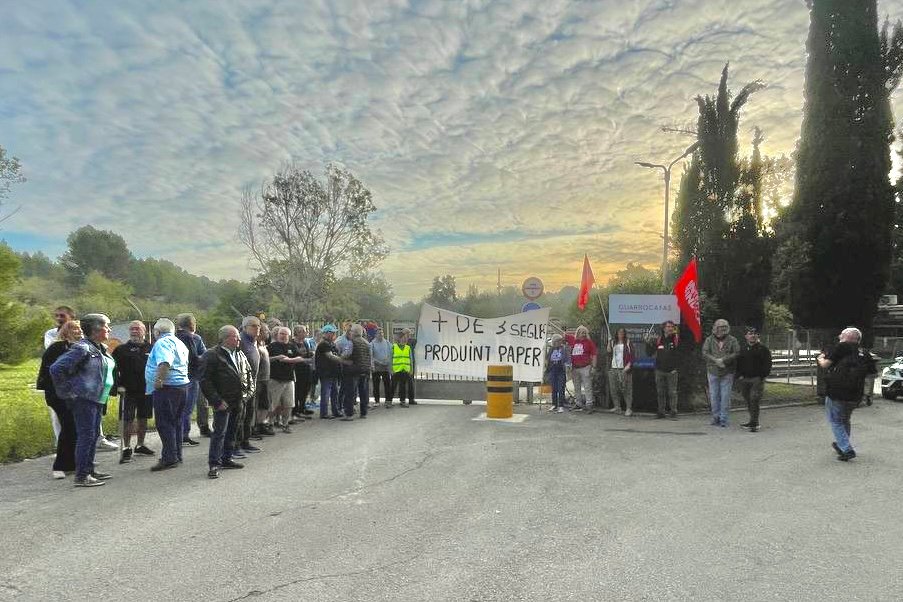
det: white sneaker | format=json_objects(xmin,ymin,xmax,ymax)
[
  {"xmin": 51, "ymin": 470, "xmax": 66, "ymax": 479},
  {"xmin": 624, "ymin": 409, "xmax": 633, "ymax": 417},
  {"xmin": 556, "ymin": 407, "xmax": 565, "ymax": 413},
  {"xmin": 96, "ymin": 437, "xmax": 119, "ymax": 452}
]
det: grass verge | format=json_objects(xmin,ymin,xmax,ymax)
[{"xmin": 1, "ymin": 359, "xmax": 123, "ymax": 463}]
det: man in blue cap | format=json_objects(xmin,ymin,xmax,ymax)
[{"xmin": 315, "ymin": 324, "xmax": 345, "ymax": 419}]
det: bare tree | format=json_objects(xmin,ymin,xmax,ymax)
[
  {"xmin": 239, "ymin": 163, "xmax": 387, "ymax": 320},
  {"xmin": 0, "ymin": 144, "xmax": 25, "ymax": 225}
]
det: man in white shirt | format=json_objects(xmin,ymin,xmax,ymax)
[{"xmin": 43, "ymin": 305, "xmax": 75, "ymax": 349}]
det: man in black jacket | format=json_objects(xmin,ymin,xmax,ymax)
[
  {"xmin": 817, "ymin": 327, "xmax": 868, "ymax": 461},
  {"xmin": 648, "ymin": 321, "xmax": 680, "ymax": 419},
  {"xmin": 112, "ymin": 320, "xmax": 156, "ymax": 462},
  {"xmin": 201, "ymin": 325, "xmax": 255, "ymax": 478},
  {"xmin": 736, "ymin": 327, "xmax": 772, "ymax": 432}
]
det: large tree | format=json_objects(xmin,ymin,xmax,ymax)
[
  {"xmin": 672, "ymin": 64, "xmax": 768, "ymax": 329},
  {"xmin": 783, "ymin": 1, "xmax": 903, "ymax": 331},
  {"xmin": 60, "ymin": 225, "xmax": 133, "ymax": 283},
  {"xmin": 240, "ymin": 163, "xmax": 386, "ymax": 320}
]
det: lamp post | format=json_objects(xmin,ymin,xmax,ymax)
[{"xmin": 635, "ymin": 141, "xmax": 699, "ymax": 288}]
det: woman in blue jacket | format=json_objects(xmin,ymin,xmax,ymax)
[{"xmin": 50, "ymin": 313, "xmax": 116, "ymax": 488}]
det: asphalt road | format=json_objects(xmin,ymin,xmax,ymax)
[{"xmin": 1, "ymin": 400, "xmax": 902, "ymax": 601}]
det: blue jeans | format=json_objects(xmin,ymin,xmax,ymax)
[
  {"xmin": 344, "ymin": 373, "xmax": 370, "ymax": 417},
  {"xmin": 319, "ymin": 377, "xmax": 340, "ymax": 417},
  {"xmin": 181, "ymin": 379, "xmax": 200, "ymax": 438},
  {"xmin": 825, "ymin": 396, "xmax": 855, "ymax": 452},
  {"xmin": 153, "ymin": 384, "xmax": 188, "ymax": 465},
  {"xmin": 208, "ymin": 403, "xmax": 239, "ymax": 466},
  {"xmin": 707, "ymin": 373, "xmax": 735, "ymax": 425},
  {"xmin": 68, "ymin": 397, "xmax": 102, "ymax": 479},
  {"xmin": 549, "ymin": 369, "xmax": 566, "ymax": 408}
]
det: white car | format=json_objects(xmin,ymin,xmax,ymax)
[{"xmin": 880, "ymin": 357, "xmax": 903, "ymax": 400}]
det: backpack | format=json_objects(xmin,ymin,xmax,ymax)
[{"xmin": 825, "ymin": 349, "xmax": 870, "ymax": 401}]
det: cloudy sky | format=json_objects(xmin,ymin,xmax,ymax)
[{"xmin": 2, "ymin": 0, "xmax": 903, "ymax": 302}]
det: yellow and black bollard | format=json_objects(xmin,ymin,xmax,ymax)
[{"xmin": 486, "ymin": 365, "xmax": 514, "ymax": 418}]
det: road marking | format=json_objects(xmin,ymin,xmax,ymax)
[{"xmin": 472, "ymin": 412, "xmax": 529, "ymax": 423}]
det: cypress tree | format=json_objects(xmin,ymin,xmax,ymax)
[{"xmin": 787, "ymin": 0, "xmax": 903, "ymax": 331}]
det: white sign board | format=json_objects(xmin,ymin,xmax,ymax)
[
  {"xmin": 416, "ymin": 303, "xmax": 550, "ymax": 382},
  {"xmin": 608, "ymin": 294, "xmax": 681, "ymax": 325},
  {"xmin": 522, "ymin": 277, "xmax": 544, "ymax": 300}
]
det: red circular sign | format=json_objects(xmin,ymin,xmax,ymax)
[{"xmin": 522, "ymin": 277, "xmax": 544, "ymax": 300}]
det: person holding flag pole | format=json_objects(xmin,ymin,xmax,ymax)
[{"xmin": 576, "ymin": 255, "xmax": 606, "ymax": 412}]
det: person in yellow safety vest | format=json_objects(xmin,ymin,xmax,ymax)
[{"xmin": 391, "ymin": 329, "xmax": 416, "ymax": 407}]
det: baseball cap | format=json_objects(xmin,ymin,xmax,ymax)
[
  {"xmin": 321, "ymin": 324, "xmax": 338, "ymax": 334},
  {"xmin": 745, "ymin": 326, "xmax": 759, "ymax": 335}
]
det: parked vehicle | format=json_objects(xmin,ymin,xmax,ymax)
[{"xmin": 880, "ymin": 356, "xmax": 903, "ymax": 400}]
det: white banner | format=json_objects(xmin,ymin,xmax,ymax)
[
  {"xmin": 416, "ymin": 303, "xmax": 550, "ymax": 382},
  {"xmin": 608, "ymin": 294, "xmax": 681, "ymax": 325}
]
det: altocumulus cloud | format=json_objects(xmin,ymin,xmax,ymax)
[{"xmin": 1, "ymin": 0, "xmax": 903, "ymax": 301}]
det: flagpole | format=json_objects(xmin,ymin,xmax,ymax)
[{"xmin": 595, "ymin": 290, "xmax": 612, "ymax": 340}]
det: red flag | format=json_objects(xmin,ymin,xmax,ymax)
[
  {"xmin": 673, "ymin": 258, "xmax": 702, "ymax": 342},
  {"xmin": 577, "ymin": 254, "xmax": 595, "ymax": 311}
]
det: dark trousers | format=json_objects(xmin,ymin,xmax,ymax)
[
  {"xmin": 392, "ymin": 371, "xmax": 414, "ymax": 403},
  {"xmin": 319, "ymin": 377, "xmax": 340, "ymax": 417},
  {"xmin": 549, "ymin": 369, "xmax": 566, "ymax": 408},
  {"xmin": 68, "ymin": 398, "xmax": 101, "ymax": 479},
  {"xmin": 237, "ymin": 393, "xmax": 255, "ymax": 446},
  {"xmin": 655, "ymin": 370, "xmax": 679, "ymax": 415},
  {"xmin": 738, "ymin": 376, "xmax": 764, "ymax": 425},
  {"xmin": 181, "ymin": 379, "xmax": 200, "ymax": 438},
  {"xmin": 196, "ymin": 388, "xmax": 209, "ymax": 432},
  {"xmin": 229, "ymin": 400, "xmax": 245, "ymax": 456},
  {"xmin": 153, "ymin": 384, "xmax": 188, "ymax": 465},
  {"xmin": 344, "ymin": 373, "xmax": 370, "ymax": 417},
  {"xmin": 294, "ymin": 370, "xmax": 313, "ymax": 414},
  {"xmin": 208, "ymin": 403, "xmax": 239, "ymax": 466},
  {"xmin": 47, "ymin": 394, "xmax": 76, "ymax": 472},
  {"xmin": 372, "ymin": 370, "xmax": 391, "ymax": 403}
]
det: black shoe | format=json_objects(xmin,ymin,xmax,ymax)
[
  {"xmin": 301, "ymin": 408, "xmax": 314, "ymax": 415},
  {"xmin": 207, "ymin": 467, "xmax": 220, "ymax": 479},
  {"xmin": 90, "ymin": 471, "xmax": 113, "ymax": 480},
  {"xmin": 262, "ymin": 425, "xmax": 276, "ymax": 436},
  {"xmin": 242, "ymin": 444, "xmax": 261, "ymax": 453},
  {"xmin": 200, "ymin": 428, "xmax": 212, "ymax": 438},
  {"xmin": 74, "ymin": 475, "xmax": 105, "ymax": 487},
  {"xmin": 656, "ymin": 413, "xmax": 666, "ymax": 419},
  {"xmin": 831, "ymin": 442, "xmax": 843, "ymax": 456},
  {"xmin": 360, "ymin": 415, "xmax": 368, "ymax": 419},
  {"xmin": 838, "ymin": 449, "xmax": 857, "ymax": 462},
  {"xmin": 119, "ymin": 448, "xmax": 133, "ymax": 464},
  {"xmin": 741, "ymin": 422, "xmax": 752, "ymax": 428},
  {"xmin": 182, "ymin": 438, "xmax": 200, "ymax": 447},
  {"xmin": 150, "ymin": 460, "xmax": 178, "ymax": 472},
  {"xmin": 221, "ymin": 459, "xmax": 244, "ymax": 469},
  {"xmin": 669, "ymin": 412, "xmax": 677, "ymax": 419},
  {"xmin": 409, "ymin": 400, "xmax": 418, "ymax": 405},
  {"xmin": 748, "ymin": 424, "xmax": 760, "ymax": 432},
  {"xmin": 134, "ymin": 445, "xmax": 155, "ymax": 456},
  {"xmin": 340, "ymin": 416, "xmax": 354, "ymax": 421},
  {"xmin": 322, "ymin": 415, "xmax": 335, "ymax": 420}
]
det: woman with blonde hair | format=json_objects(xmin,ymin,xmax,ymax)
[{"xmin": 37, "ymin": 320, "xmax": 83, "ymax": 479}]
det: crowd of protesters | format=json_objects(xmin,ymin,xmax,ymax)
[
  {"xmin": 37, "ymin": 304, "xmax": 879, "ymax": 487},
  {"xmin": 38, "ymin": 306, "xmax": 417, "ymax": 487},
  {"xmin": 545, "ymin": 318, "xmax": 877, "ymax": 462}
]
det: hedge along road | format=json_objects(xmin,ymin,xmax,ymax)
[{"xmin": 1, "ymin": 400, "xmax": 902, "ymax": 601}]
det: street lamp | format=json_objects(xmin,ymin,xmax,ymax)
[{"xmin": 635, "ymin": 141, "xmax": 700, "ymax": 288}]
